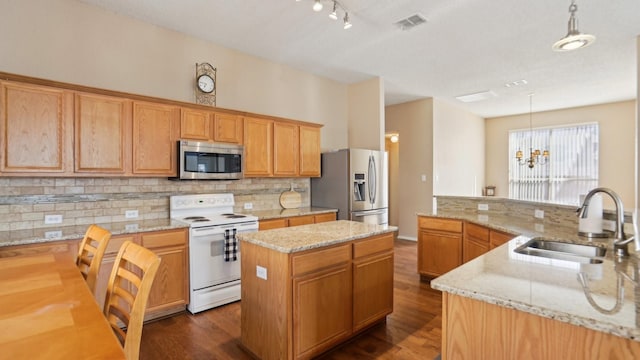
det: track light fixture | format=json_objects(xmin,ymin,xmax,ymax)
[{"xmin": 297, "ymin": 0, "xmax": 353, "ymax": 29}]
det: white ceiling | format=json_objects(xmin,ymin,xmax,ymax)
[{"xmin": 78, "ymin": 0, "xmax": 640, "ymax": 118}]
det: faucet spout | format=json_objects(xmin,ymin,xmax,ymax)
[{"xmin": 578, "ymin": 187, "xmax": 633, "ymax": 257}]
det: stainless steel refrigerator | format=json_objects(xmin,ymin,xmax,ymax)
[{"xmin": 311, "ymin": 149, "xmax": 388, "ymax": 225}]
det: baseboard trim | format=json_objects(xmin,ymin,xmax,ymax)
[{"xmin": 397, "ymin": 235, "xmax": 417, "ymax": 242}]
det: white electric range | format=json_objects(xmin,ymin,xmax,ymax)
[{"xmin": 170, "ymin": 193, "xmax": 258, "ymax": 313}]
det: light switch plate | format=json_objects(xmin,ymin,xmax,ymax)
[{"xmin": 256, "ymin": 265, "xmax": 267, "ymax": 280}]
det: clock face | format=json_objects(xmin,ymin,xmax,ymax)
[{"xmin": 197, "ymin": 74, "xmax": 215, "ymax": 93}]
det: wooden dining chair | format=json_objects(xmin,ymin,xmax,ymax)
[
  {"xmin": 104, "ymin": 240, "xmax": 161, "ymax": 360},
  {"xmin": 76, "ymin": 224, "xmax": 112, "ymax": 295}
]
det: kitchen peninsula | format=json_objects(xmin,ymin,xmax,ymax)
[
  {"xmin": 423, "ymin": 205, "xmax": 640, "ymax": 359},
  {"xmin": 238, "ymin": 220, "xmax": 397, "ymax": 360}
]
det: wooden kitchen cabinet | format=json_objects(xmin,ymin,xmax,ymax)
[
  {"xmin": 258, "ymin": 212, "xmax": 337, "ymax": 231},
  {"xmin": 244, "ymin": 116, "xmax": 273, "ymax": 177},
  {"xmin": 0, "ymin": 239, "xmax": 78, "ymax": 258},
  {"xmin": 259, "ymin": 218, "xmax": 289, "ymax": 230},
  {"xmin": 75, "ymin": 93, "xmax": 132, "ymax": 174},
  {"xmin": 490, "ymin": 229, "xmax": 515, "ymax": 249},
  {"xmin": 141, "ymin": 228, "xmax": 189, "ymax": 319},
  {"xmin": 287, "ymin": 215, "xmax": 314, "ymax": 227},
  {"xmin": 314, "ymin": 212, "xmax": 337, "ymax": 223},
  {"xmin": 94, "ymin": 234, "xmax": 136, "ymax": 310},
  {"xmin": 298, "ymin": 125, "xmax": 321, "ymax": 177},
  {"xmin": 417, "ymin": 216, "xmax": 463, "ymax": 277},
  {"xmin": 352, "ymin": 234, "xmax": 394, "ymax": 332},
  {"xmin": 273, "ymin": 122, "xmax": 299, "ymax": 177},
  {"xmin": 292, "ymin": 244, "xmax": 352, "ymax": 359},
  {"xmin": 0, "ymin": 81, "xmax": 73, "ymax": 174},
  {"xmin": 463, "ymin": 222, "xmax": 490, "ymax": 263},
  {"xmin": 213, "ymin": 113, "xmax": 243, "ymax": 144},
  {"xmin": 180, "ymin": 107, "xmax": 211, "ymax": 141},
  {"xmin": 132, "ymin": 101, "xmax": 180, "ymax": 175}
]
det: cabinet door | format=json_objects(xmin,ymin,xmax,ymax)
[
  {"xmin": 273, "ymin": 122, "xmax": 299, "ymax": 177},
  {"xmin": 490, "ymin": 230, "xmax": 514, "ymax": 249},
  {"xmin": 299, "ymin": 125, "xmax": 321, "ymax": 177},
  {"xmin": 418, "ymin": 230, "xmax": 462, "ymax": 277},
  {"xmin": 293, "ymin": 265, "xmax": 352, "ymax": 359},
  {"xmin": 132, "ymin": 101, "xmax": 179, "ymax": 175},
  {"xmin": 353, "ymin": 252, "xmax": 393, "ymax": 332},
  {"xmin": 0, "ymin": 81, "xmax": 73, "ymax": 173},
  {"xmin": 243, "ymin": 117, "xmax": 273, "ymax": 177},
  {"xmin": 180, "ymin": 108, "xmax": 211, "ymax": 140},
  {"xmin": 213, "ymin": 113, "xmax": 243, "ymax": 144},
  {"xmin": 75, "ymin": 93, "xmax": 131, "ymax": 174},
  {"xmin": 463, "ymin": 238, "xmax": 490, "ymax": 263}
]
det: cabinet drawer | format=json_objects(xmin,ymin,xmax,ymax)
[
  {"xmin": 288, "ymin": 215, "xmax": 314, "ymax": 227},
  {"xmin": 292, "ymin": 244, "xmax": 351, "ymax": 276},
  {"xmin": 465, "ymin": 223, "xmax": 489, "ymax": 242},
  {"xmin": 418, "ymin": 217, "xmax": 462, "ymax": 233},
  {"xmin": 353, "ymin": 233, "xmax": 394, "ymax": 259},
  {"xmin": 314, "ymin": 212, "xmax": 337, "ymax": 223},
  {"xmin": 105, "ymin": 234, "xmax": 137, "ymax": 255},
  {"xmin": 141, "ymin": 229, "xmax": 187, "ymax": 248},
  {"xmin": 259, "ymin": 218, "xmax": 288, "ymax": 230}
]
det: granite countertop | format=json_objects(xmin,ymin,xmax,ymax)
[
  {"xmin": 0, "ymin": 219, "xmax": 189, "ymax": 248},
  {"xmin": 238, "ymin": 220, "xmax": 397, "ymax": 253},
  {"xmin": 423, "ymin": 211, "xmax": 640, "ymax": 341},
  {"xmin": 245, "ymin": 207, "xmax": 337, "ymax": 220}
]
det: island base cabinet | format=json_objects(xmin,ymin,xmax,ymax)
[
  {"xmin": 442, "ymin": 293, "xmax": 640, "ymax": 359},
  {"xmin": 293, "ymin": 265, "xmax": 352, "ymax": 359}
]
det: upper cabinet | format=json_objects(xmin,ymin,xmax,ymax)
[
  {"xmin": 0, "ymin": 81, "xmax": 73, "ymax": 173},
  {"xmin": 0, "ymin": 74, "xmax": 321, "ymax": 178},
  {"xmin": 244, "ymin": 117, "xmax": 273, "ymax": 177},
  {"xmin": 75, "ymin": 93, "xmax": 132, "ymax": 174},
  {"xmin": 299, "ymin": 125, "xmax": 321, "ymax": 177},
  {"xmin": 213, "ymin": 113, "xmax": 243, "ymax": 144},
  {"xmin": 132, "ymin": 101, "xmax": 179, "ymax": 176},
  {"xmin": 273, "ymin": 122, "xmax": 299, "ymax": 177}
]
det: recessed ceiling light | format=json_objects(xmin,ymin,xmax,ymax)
[
  {"xmin": 505, "ymin": 79, "xmax": 528, "ymax": 88},
  {"xmin": 455, "ymin": 90, "xmax": 497, "ymax": 103}
]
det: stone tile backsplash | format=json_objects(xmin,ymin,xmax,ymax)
[{"xmin": 0, "ymin": 177, "xmax": 310, "ymax": 231}]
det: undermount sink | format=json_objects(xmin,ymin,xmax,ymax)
[{"xmin": 514, "ymin": 238, "xmax": 606, "ymax": 264}]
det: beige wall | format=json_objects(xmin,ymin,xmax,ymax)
[
  {"xmin": 433, "ymin": 99, "xmax": 485, "ymax": 196},
  {"xmin": 486, "ymin": 100, "xmax": 636, "ymax": 207},
  {"xmin": 385, "ymin": 137, "xmax": 399, "ymax": 227},
  {"xmin": 348, "ymin": 78, "xmax": 385, "ymax": 150},
  {"xmin": 0, "ymin": 0, "xmax": 349, "ymax": 151},
  {"xmin": 385, "ymin": 99, "xmax": 434, "ymax": 240}
]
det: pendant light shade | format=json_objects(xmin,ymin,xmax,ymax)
[{"xmin": 552, "ymin": 0, "xmax": 595, "ymax": 51}]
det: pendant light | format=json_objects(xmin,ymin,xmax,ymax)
[
  {"xmin": 515, "ymin": 94, "xmax": 549, "ymax": 168},
  {"xmin": 552, "ymin": 0, "xmax": 596, "ymax": 51}
]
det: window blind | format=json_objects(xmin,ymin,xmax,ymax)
[{"xmin": 508, "ymin": 123, "xmax": 599, "ymax": 205}]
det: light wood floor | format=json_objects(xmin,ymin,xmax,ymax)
[{"xmin": 139, "ymin": 240, "xmax": 443, "ymax": 359}]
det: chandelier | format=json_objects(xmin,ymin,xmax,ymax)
[{"xmin": 515, "ymin": 94, "xmax": 549, "ymax": 168}]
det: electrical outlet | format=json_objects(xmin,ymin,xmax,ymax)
[
  {"xmin": 477, "ymin": 214, "xmax": 489, "ymax": 222},
  {"xmin": 44, "ymin": 214, "xmax": 63, "ymax": 225},
  {"xmin": 256, "ymin": 265, "xmax": 267, "ymax": 280},
  {"xmin": 534, "ymin": 209, "xmax": 544, "ymax": 219},
  {"xmin": 125, "ymin": 223, "xmax": 139, "ymax": 231},
  {"xmin": 478, "ymin": 203, "xmax": 489, "ymax": 211},
  {"xmin": 125, "ymin": 210, "xmax": 139, "ymax": 219},
  {"xmin": 535, "ymin": 223, "xmax": 545, "ymax": 232},
  {"xmin": 244, "ymin": 202, "xmax": 253, "ymax": 210},
  {"xmin": 44, "ymin": 230, "xmax": 62, "ymax": 239},
  {"xmin": 602, "ymin": 220, "xmax": 616, "ymax": 232}
]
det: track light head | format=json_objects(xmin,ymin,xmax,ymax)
[
  {"xmin": 343, "ymin": 12, "xmax": 352, "ymax": 29},
  {"xmin": 329, "ymin": 1, "xmax": 338, "ymax": 20},
  {"xmin": 313, "ymin": 0, "xmax": 323, "ymax": 12}
]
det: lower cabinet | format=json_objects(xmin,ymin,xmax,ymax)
[
  {"xmin": 462, "ymin": 222, "xmax": 490, "ymax": 263},
  {"xmin": 241, "ymin": 232, "xmax": 394, "ymax": 360},
  {"xmin": 258, "ymin": 212, "xmax": 337, "ymax": 231}
]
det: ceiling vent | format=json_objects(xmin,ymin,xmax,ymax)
[{"xmin": 394, "ymin": 14, "xmax": 427, "ymax": 31}]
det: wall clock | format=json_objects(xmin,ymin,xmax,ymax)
[{"xmin": 195, "ymin": 62, "xmax": 216, "ymax": 106}]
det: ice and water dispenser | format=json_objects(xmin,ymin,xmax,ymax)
[{"xmin": 353, "ymin": 173, "xmax": 366, "ymax": 202}]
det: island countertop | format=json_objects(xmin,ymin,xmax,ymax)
[
  {"xmin": 424, "ymin": 212, "xmax": 640, "ymax": 342},
  {"xmin": 237, "ymin": 220, "xmax": 398, "ymax": 253}
]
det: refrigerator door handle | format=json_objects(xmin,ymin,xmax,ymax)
[
  {"xmin": 368, "ymin": 155, "xmax": 376, "ymax": 205},
  {"xmin": 353, "ymin": 209, "xmax": 386, "ymax": 217}
]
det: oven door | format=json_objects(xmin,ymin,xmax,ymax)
[{"xmin": 189, "ymin": 225, "xmax": 243, "ymax": 291}]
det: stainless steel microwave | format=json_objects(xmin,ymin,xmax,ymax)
[{"xmin": 172, "ymin": 140, "xmax": 243, "ymax": 180}]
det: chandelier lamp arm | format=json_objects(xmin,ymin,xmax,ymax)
[{"xmin": 514, "ymin": 93, "xmax": 550, "ymax": 169}]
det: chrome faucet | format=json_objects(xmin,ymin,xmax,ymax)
[{"xmin": 577, "ymin": 187, "xmax": 637, "ymax": 257}]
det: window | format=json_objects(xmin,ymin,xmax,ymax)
[{"xmin": 509, "ymin": 123, "xmax": 599, "ymax": 206}]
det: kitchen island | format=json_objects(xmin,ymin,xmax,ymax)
[
  {"xmin": 427, "ymin": 212, "xmax": 640, "ymax": 359},
  {"xmin": 238, "ymin": 220, "xmax": 397, "ymax": 360}
]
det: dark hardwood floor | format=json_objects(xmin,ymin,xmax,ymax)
[{"xmin": 139, "ymin": 240, "xmax": 442, "ymax": 359}]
